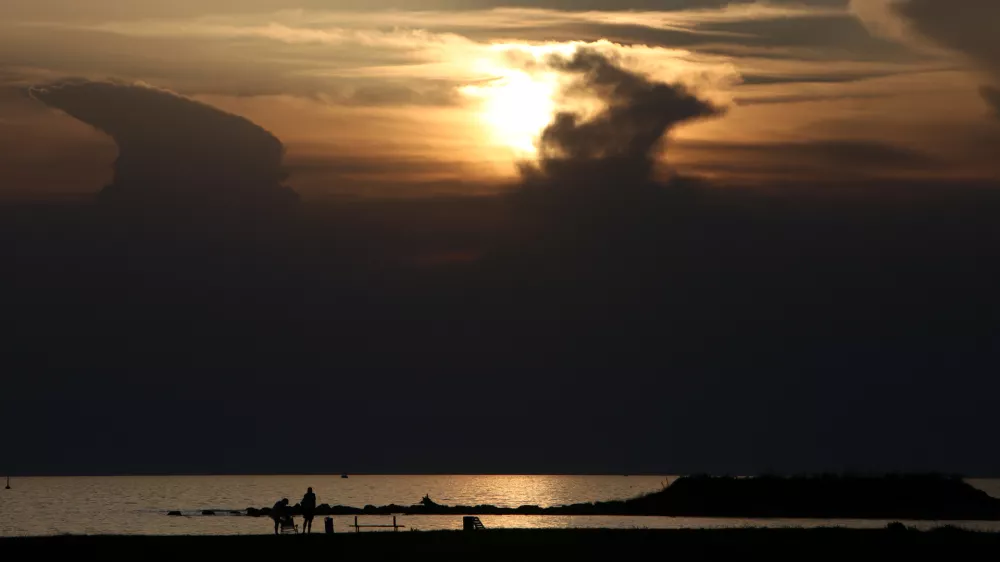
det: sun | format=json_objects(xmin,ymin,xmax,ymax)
[{"xmin": 462, "ymin": 65, "xmax": 559, "ymax": 156}]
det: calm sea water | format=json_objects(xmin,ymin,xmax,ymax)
[{"xmin": 2, "ymin": 475, "xmax": 999, "ymax": 537}]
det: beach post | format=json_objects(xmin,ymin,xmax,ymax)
[{"xmin": 324, "ymin": 517, "xmax": 334, "ymax": 534}]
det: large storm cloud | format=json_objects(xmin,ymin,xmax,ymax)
[
  {"xmin": 30, "ymin": 81, "xmax": 298, "ymax": 207},
  {"xmin": 521, "ymin": 49, "xmax": 722, "ymax": 190}
]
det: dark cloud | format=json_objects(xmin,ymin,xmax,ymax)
[
  {"xmin": 981, "ymin": 86, "xmax": 1000, "ymax": 119},
  {"xmin": 739, "ymin": 70, "xmax": 913, "ymax": 86},
  {"xmin": 467, "ymin": 15, "xmax": 912, "ymax": 63},
  {"xmin": 733, "ymin": 93, "xmax": 887, "ymax": 106},
  {"xmin": 444, "ymin": 0, "xmax": 848, "ymax": 8},
  {"xmin": 340, "ymin": 82, "xmax": 461, "ymax": 107},
  {"xmin": 0, "ymin": 0, "xmax": 850, "ymax": 21},
  {"xmin": 463, "ymin": 23, "xmax": 717, "ymax": 50},
  {"xmin": 4, "ymin": 154, "xmax": 1000, "ymax": 477},
  {"xmin": 895, "ymin": 0, "xmax": 1000, "ymax": 116},
  {"xmin": 674, "ymin": 139, "xmax": 935, "ymax": 177},
  {"xmin": 521, "ymin": 49, "xmax": 722, "ymax": 189},
  {"xmin": 30, "ymin": 80, "xmax": 298, "ymax": 208},
  {"xmin": 896, "ymin": 0, "xmax": 1000, "ymax": 73},
  {"xmin": 7, "ymin": 0, "xmax": 1000, "ymax": 478},
  {"xmin": 285, "ymin": 151, "xmax": 504, "ymax": 196},
  {"xmin": 0, "ymin": 86, "xmax": 115, "ymax": 198},
  {"xmin": 700, "ymin": 14, "xmax": 916, "ymax": 62},
  {"xmin": 288, "ymin": 154, "xmax": 473, "ymax": 177}
]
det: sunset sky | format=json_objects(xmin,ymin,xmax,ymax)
[
  {"xmin": 2, "ymin": 0, "xmax": 998, "ymax": 199},
  {"xmin": 4, "ymin": 1, "xmax": 1000, "ymax": 476}
]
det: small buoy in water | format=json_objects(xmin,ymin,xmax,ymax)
[{"xmin": 5, "ymin": 476, "xmax": 9, "ymax": 490}]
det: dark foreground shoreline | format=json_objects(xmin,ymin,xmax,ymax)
[{"xmin": 3, "ymin": 528, "xmax": 999, "ymax": 561}]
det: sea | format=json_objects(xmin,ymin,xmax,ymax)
[{"xmin": 2, "ymin": 475, "xmax": 999, "ymax": 537}]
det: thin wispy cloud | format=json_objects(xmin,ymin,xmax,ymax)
[{"xmin": 23, "ymin": 4, "xmax": 849, "ymax": 35}]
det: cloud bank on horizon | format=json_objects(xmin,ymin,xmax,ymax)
[
  {"xmin": 1, "ymin": 0, "xmax": 998, "ymax": 198},
  {"xmin": 6, "ymin": 2, "xmax": 1000, "ymax": 478}
]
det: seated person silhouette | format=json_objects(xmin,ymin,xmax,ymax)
[{"xmin": 271, "ymin": 498, "xmax": 292, "ymax": 535}]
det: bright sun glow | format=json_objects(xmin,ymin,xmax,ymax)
[{"xmin": 462, "ymin": 54, "xmax": 563, "ymax": 156}]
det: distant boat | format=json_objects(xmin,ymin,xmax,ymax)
[{"xmin": 341, "ymin": 474, "xmax": 349, "ymax": 479}]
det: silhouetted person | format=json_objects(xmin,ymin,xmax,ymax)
[
  {"xmin": 301, "ymin": 487, "xmax": 317, "ymax": 533},
  {"xmin": 271, "ymin": 498, "xmax": 290, "ymax": 535}
]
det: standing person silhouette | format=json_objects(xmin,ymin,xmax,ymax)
[{"xmin": 301, "ymin": 487, "xmax": 317, "ymax": 534}]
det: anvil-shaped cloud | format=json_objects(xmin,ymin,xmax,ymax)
[{"xmin": 31, "ymin": 81, "xmax": 298, "ymax": 207}]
